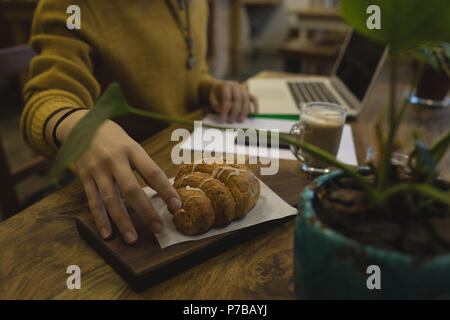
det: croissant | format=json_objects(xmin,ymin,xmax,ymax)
[{"xmin": 172, "ymin": 161, "xmax": 260, "ymax": 235}]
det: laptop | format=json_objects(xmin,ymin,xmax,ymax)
[{"xmin": 248, "ymin": 30, "xmax": 388, "ymax": 118}]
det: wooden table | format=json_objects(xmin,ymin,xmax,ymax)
[{"xmin": 0, "ymin": 69, "xmax": 449, "ymax": 299}]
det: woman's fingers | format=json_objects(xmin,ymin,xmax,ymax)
[
  {"xmin": 228, "ymin": 82, "xmax": 242, "ymax": 123},
  {"xmin": 80, "ymin": 173, "xmax": 112, "ymax": 239},
  {"xmin": 74, "ymin": 119, "xmax": 179, "ymax": 244},
  {"xmin": 112, "ymin": 161, "xmax": 164, "ymax": 233},
  {"xmin": 130, "ymin": 144, "xmax": 182, "ymax": 214},
  {"xmin": 212, "ymin": 81, "xmax": 254, "ymax": 123},
  {"xmin": 93, "ymin": 171, "xmax": 138, "ymax": 244},
  {"xmin": 238, "ymin": 89, "xmax": 250, "ymax": 122},
  {"xmin": 219, "ymin": 82, "xmax": 232, "ymax": 122},
  {"xmin": 250, "ymin": 93, "xmax": 259, "ymax": 114},
  {"xmin": 209, "ymin": 89, "xmax": 221, "ymax": 114}
]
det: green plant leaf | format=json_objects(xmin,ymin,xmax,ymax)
[
  {"xmin": 50, "ymin": 82, "xmax": 131, "ymax": 182},
  {"xmin": 412, "ymin": 132, "xmax": 436, "ymax": 176},
  {"xmin": 430, "ymin": 128, "xmax": 450, "ymax": 165},
  {"xmin": 340, "ymin": 0, "xmax": 450, "ymax": 54},
  {"xmin": 375, "ymin": 117, "xmax": 390, "ymax": 190},
  {"xmin": 409, "ymin": 43, "xmax": 450, "ymax": 77},
  {"xmin": 441, "ymin": 43, "xmax": 450, "ymax": 76}
]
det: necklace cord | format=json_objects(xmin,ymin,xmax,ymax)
[{"xmin": 164, "ymin": 0, "xmax": 195, "ymax": 69}]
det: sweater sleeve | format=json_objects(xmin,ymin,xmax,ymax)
[{"xmin": 20, "ymin": 0, "xmax": 100, "ymax": 157}]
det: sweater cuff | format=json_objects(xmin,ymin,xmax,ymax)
[{"xmin": 21, "ymin": 90, "xmax": 86, "ymax": 157}]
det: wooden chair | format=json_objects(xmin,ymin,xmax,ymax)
[
  {"xmin": 280, "ymin": 6, "xmax": 347, "ymax": 74},
  {"xmin": 0, "ymin": 44, "xmax": 50, "ymax": 220}
]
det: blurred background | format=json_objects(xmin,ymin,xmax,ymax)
[{"xmin": 0, "ymin": 0, "xmax": 389, "ymax": 219}]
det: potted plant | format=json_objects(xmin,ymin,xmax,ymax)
[
  {"xmin": 410, "ymin": 43, "xmax": 449, "ymax": 104},
  {"xmin": 51, "ymin": 0, "xmax": 450, "ymax": 300},
  {"xmin": 293, "ymin": 0, "xmax": 450, "ymax": 299}
]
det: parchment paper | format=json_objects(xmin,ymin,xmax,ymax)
[{"xmin": 143, "ymin": 178, "xmax": 297, "ymax": 249}]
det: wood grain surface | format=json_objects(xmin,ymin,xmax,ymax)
[
  {"xmin": 0, "ymin": 68, "xmax": 448, "ymax": 299},
  {"xmin": 75, "ymin": 160, "xmax": 307, "ymax": 292}
]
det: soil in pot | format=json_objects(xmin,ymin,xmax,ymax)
[{"xmin": 313, "ymin": 173, "xmax": 450, "ymax": 262}]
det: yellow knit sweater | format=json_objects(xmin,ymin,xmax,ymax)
[{"xmin": 21, "ymin": 0, "xmax": 213, "ymax": 157}]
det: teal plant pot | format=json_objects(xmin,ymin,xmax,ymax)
[{"xmin": 294, "ymin": 168, "xmax": 450, "ymax": 299}]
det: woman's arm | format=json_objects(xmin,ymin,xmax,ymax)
[
  {"xmin": 21, "ymin": 0, "xmax": 100, "ymax": 157},
  {"xmin": 21, "ymin": 0, "xmax": 181, "ymax": 243}
]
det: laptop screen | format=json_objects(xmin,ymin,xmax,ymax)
[{"xmin": 335, "ymin": 32, "xmax": 386, "ymax": 101}]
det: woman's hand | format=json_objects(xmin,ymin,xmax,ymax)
[
  {"xmin": 208, "ymin": 80, "xmax": 259, "ymax": 123},
  {"xmin": 54, "ymin": 110, "xmax": 181, "ymax": 244}
]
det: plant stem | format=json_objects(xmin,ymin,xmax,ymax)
[
  {"xmin": 379, "ymin": 183, "xmax": 450, "ymax": 207},
  {"xmin": 377, "ymin": 55, "xmax": 399, "ymax": 191},
  {"xmin": 128, "ymin": 107, "xmax": 196, "ymax": 127},
  {"xmin": 277, "ymin": 133, "xmax": 379, "ymax": 204},
  {"xmin": 128, "ymin": 106, "xmax": 379, "ymax": 204},
  {"xmin": 389, "ymin": 56, "xmax": 398, "ymax": 129}
]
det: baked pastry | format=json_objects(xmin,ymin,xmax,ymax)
[
  {"xmin": 172, "ymin": 187, "xmax": 215, "ymax": 235},
  {"xmin": 172, "ymin": 161, "xmax": 260, "ymax": 235},
  {"xmin": 174, "ymin": 172, "xmax": 236, "ymax": 226}
]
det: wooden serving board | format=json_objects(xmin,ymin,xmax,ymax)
[{"xmin": 76, "ymin": 160, "xmax": 309, "ymax": 292}]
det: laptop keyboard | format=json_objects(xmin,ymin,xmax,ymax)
[{"xmin": 287, "ymin": 81, "xmax": 339, "ymax": 107}]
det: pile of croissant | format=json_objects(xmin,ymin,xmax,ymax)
[{"xmin": 171, "ymin": 161, "xmax": 261, "ymax": 235}]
